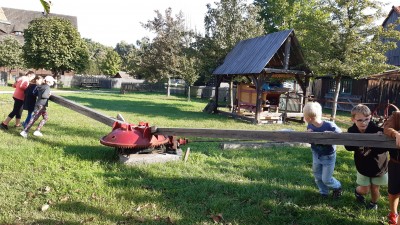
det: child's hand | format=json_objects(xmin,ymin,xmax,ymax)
[
  {"xmin": 395, "ymin": 133, "xmax": 400, "ymax": 148},
  {"xmin": 306, "ymin": 129, "xmax": 313, "ymax": 132}
]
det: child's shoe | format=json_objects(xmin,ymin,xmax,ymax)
[
  {"xmin": 33, "ymin": 130, "xmax": 43, "ymax": 137},
  {"xmin": 20, "ymin": 131, "xmax": 28, "ymax": 138},
  {"xmin": 1, "ymin": 122, "xmax": 8, "ymax": 130},
  {"xmin": 388, "ymin": 212, "xmax": 398, "ymax": 225},
  {"xmin": 332, "ymin": 188, "xmax": 343, "ymax": 199},
  {"xmin": 366, "ymin": 201, "xmax": 377, "ymax": 210},
  {"xmin": 354, "ymin": 189, "xmax": 365, "ymax": 203}
]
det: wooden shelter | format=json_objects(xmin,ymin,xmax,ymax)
[{"xmin": 212, "ymin": 29, "xmax": 312, "ymax": 124}]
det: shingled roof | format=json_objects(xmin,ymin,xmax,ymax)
[
  {"xmin": 212, "ymin": 29, "xmax": 311, "ymax": 76},
  {"xmin": 0, "ymin": 7, "xmax": 77, "ymax": 42},
  {"xmin": 382, "ymin": 5, "xmax": 400, "ymax": 26}
]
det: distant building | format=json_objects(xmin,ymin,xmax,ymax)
[
  {"xmin": 0, "ymin": 7, "xmax": 77, "ymax": 43},
  {"xmin": 0, "ymin": 7, "xmax": 78, "ymax": 79},
  {"xmin": 383, "ymin": 5, "xmax": 400, "ymax": 66}
]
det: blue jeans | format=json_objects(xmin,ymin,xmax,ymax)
[{"xmin": 312, "ymin": 151, "xmax": 341, "ymax": 195}]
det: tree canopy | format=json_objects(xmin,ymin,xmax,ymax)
[
  {"xmin": 23, "ymin": 17, "xmax": 89, "ymax": 75},
  {"xmin": 0, "ymin": 36, "xmax": 25, "ymax": 70}
]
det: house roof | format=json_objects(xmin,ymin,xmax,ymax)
[
  {"xmin": 212, "ymin": 29, "xmax": 311, "ymax": 77},
  {"xmin": 368, "ymin": 69, "xmax": 400, "ymax": 80},
  {"xmin": 0, "ymin": 7, "xmax": 77, "ymax": 36},
  {"xmin": 113, "ymin": 71, "xmax": 132, "ymax": 79},
  {"xmin": 382, "ymin": 5, "xmax": 400, "ymax": 26}
]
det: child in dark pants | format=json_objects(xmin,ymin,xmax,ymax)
[
  {"xmin": 22, "ymin": 75, "xmax": 42, "ymax": 128},
  {"xmin": 20, "ymin": 76, "xmax": 55, "ymax": 138},
  {"xmin": 344, "ymin": 104, "xmax": 388, "ymax": 210},
  {"xmin": 384, "ymin": 111, "xmax": 400, "ymax": 225}
]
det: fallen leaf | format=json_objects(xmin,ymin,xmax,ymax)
[
  {"xmin": 210, "ymin": 213, "xmax": 224, "ymax": 223},
  {"xmin": 59, "ymin": 196, "xmax": 69, "ymax": 202},
  {"xmin": 26, "ymin": 192, "xmax": 35, "ymax": 199},
  {"xmin": 41, "ymin": 204, "xmax": 50, "ymax": 211}
]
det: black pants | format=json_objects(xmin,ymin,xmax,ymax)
[{"xmin": 8, "ymin": 97, "xmax": 24, "ymax": 119}]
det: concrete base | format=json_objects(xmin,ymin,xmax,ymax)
[
  {"xmin": 221, "ymin": 142, "xmax": 310, "ymax": 150},
  {"xmin": 119, "ymin": 153, "xmax": 181, "ymax": 165}
]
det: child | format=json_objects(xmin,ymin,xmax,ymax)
[
  {"xmin": 0, "ymin": 71, "xmax": 36, "ymax": 129},
  {"xmin": 20, "ymin": 76, "xmax": 55, "ymax": 138},
  {"xmin": 22, "ymin": 75, "xmax": 42, "ymax": 128},
  {"xmin": 384, "ymin": 111, "xmax": 400, "ymax": 225},
  {"xmin": 344, "ymin": 104, "xmax": 388, "ymax": 210},
  {"xmin": 303, "ymin": 102, "xmax": 343, "ymax": 198}
]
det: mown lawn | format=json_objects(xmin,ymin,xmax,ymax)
[{"xmin": 0, "ymin": 90, "xmax": 389, "ymax": 225}]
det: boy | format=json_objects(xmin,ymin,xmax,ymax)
[
  {"xmin": 384, "ymin": 111, "xmax": 400, "ymax": 225},
  {"xmin": 344, "ymin": 104, "xmax": 388, "ymax": 210},
  {"xmin": 303, "ymin": 102, "xmax": 343, "ymax": 198},
  {"xmin": 20, "ymin": 76, "xmax": 55, "ymax": 138}
]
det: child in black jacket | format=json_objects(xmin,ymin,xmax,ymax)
[{"xmin": 345, "ymin": 104, "xmax": 389, "ymax": 210}]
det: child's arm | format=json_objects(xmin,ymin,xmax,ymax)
[{"xmin": 384, "ymin": 112, "xmax": 400, "ymax": 148}]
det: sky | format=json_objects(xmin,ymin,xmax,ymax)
[{"xmin": 1, "ymin": 0, "xmax": 399, "ymax": 48}]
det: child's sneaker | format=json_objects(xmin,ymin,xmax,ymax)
[
  {"xmin": 20, "ymin": 131, "xmax": 28, "ymax": 138},
  {"xmin": 1, "ymin": 122, "xmax": 8, "ymax": 130},
  {"xmin": 332, "ymin": 188, "xmax": 343, "ymax": 199},
  {"xmin": 354, "ymin": 189, "xmax": 365, "ymax": 203},
  {"xmin": 388, "ymin": 212, "xmax": 398, "ymax": 225},
  {"xmin": 366, "ymin": 201, "xmax": 377, "ymax": 210},
  {"xmin": 33, "ymin": 130, "xmax": 43, "ymax": 137}
]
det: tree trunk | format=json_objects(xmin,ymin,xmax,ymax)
[
  {"xmin": 187, "ymin": 85, "xmax": 191, "ymax": 102},
  {"xmin": 166, "ymin": 77, "xmax": 171, "ymax": 97},
  {"xmin": 330, "ymin": 75, "xmax": 342, "ymax": 121}
]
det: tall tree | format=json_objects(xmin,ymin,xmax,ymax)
[
  {"xmin": 101, "ymin": 48, "xmax": 122, "ymax": 75},
  {"xmin": 114, "ymin": 41, "xmax": 136, "ymax": 74},
  {"xmin": 0, "ymin": 36, "xmax": 25, "ymax": 78},
  {"xmin": 197, "ymin": 0, "xmax": 264, "ymax": 85},
  {"xmin": 141, "ymin": 8, "xmax": 188, "ymax": 97},
  {"xmin": 313, "ymin": 0, "xmax": 400, "ymax": 120},
  {"xmin": 23, "ymin": 17, "xmax": 89, "ymax": 78}
]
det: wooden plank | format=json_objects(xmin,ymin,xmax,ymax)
[
  {"xmin": 50, "ymin": 95, "xmax": 398, "ymax": 149},
  {"xmin": 155, "ymin": 127, "xmax": 398, "ymax": 149},
  {"xmin": 49, "ymin": 94, "xmax": 121, "ymax": 127}
]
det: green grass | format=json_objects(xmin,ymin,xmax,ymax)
[{"xmin": 0, "ymin": 91, "xmax": 389, "ymax": 225}]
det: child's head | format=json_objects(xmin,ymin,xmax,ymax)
[
  {"xmin": 303, "ymin": 102, "xmax": 322, "ymax": 120},
  {"xmin": 26, "ymin": 71, "xmax": 36, "ymax": 81},
  {"xmin": 44, "ymin": 76, "xmax": 55, "ymax": 86},
  {"xmin": 351, "ymin": 104, "xmax": 371, "ymax": 131},
  {"xmin": 34, "ymin": 75, "xmax": 43, "ymax": 85}
]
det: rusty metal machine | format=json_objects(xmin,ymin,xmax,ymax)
[{"xmin": 100, "ymin": 121, "xmax": 188, "ymax": 156}]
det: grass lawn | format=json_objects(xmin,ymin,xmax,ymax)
[{"xmin": 0, "ymin": 90, "xmax": 389, "ymax": 225}]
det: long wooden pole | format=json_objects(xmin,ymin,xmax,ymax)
[{"xmin": 50, "ymin": 94, "xmax": 398, "ymax": 149}]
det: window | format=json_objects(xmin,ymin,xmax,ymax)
[{"xmin": 328, "ymin": 79, "xmax": 352, "ymax": 94}]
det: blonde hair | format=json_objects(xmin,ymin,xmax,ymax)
[
  {"xmin": 303, "ymin": 102, "xmax": 322, "ymax": 119},
  {"xmin": 351, "ymin": 104, "xmax": 371, "ymax": 118}
]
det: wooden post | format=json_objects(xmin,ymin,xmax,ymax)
[{"xmin": 284, "ymin": 36, "xmax": 291, "ymax": 70}]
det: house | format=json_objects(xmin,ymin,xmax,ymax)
[
  {"xmin": 0, "ymin": 7, "xmax": 78, "ymax": 81},
  {"xmin": 0, "ymin": 7, "xmax": 77, "ymax": 43},
  {"xmin": 383, "ymin": 5, "xmax": 400, "ymax": 66},
  {"xmin": 113, "ymin": 71, "xmax": 132, "ymax": 79}
]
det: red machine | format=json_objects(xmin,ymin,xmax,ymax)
[{"xmin": 100, "ymin": 121, "xmax": 188, "ymax": 155}]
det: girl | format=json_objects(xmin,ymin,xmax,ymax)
[{"xmin": 1, "ymin": 71, "xmax": 36, "ymax": 130}]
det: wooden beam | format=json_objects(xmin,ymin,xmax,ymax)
[
  {"xmin": 155, "ymin": 128, "xmax": 398, "ymax": 149},
  {"xmin": 50, "ymin": 94, "xmax": 398, "ymax": 149},
  {"xmin": 49, "ymin": 94, "xmax": 121, "ymax": 127},
  {"xmin": 263, "ymin": 68, "xmax": 306, "ymax": 75}
]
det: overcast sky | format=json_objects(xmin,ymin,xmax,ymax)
[{"xmin": 1, "ymin": 0, "xmax": 399, "ymax": 47}]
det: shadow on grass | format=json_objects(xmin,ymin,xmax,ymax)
[{"xmin": 58, "ymin": 94, "xmax": 231, "ymax": 124}]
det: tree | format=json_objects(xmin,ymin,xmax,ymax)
[
  {"xmin": 141, "ymin": 8, "xmax": 189, "ymax": 97},
  {"xmin": 0, "ymin": 36, "xmax": 25, "ymax": 78},
  {"xmin": 101, "ymin": 48, "xmax": 122, "ymax": 75},
  {"xmin": 115, "ymin": 41, "xmax": 136, "ymax": 74},
  {"xmin": 179, "ymin": 56, "xmax": 199, "ymax": 101},
  {"xmin": 197, "ymin": 0, "xmax": 265, "ymax": 85},
  {"xmin": 23, "ymin": 17, "xmax": 89, "ymax": 77},
  {"xmin": 312, "ymin": 0, "xmax": 400, "ymax": 120}
]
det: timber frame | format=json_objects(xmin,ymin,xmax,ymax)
[{"xmin": 212, "ymin": 29, "xmax": 312, "ymax": 124}]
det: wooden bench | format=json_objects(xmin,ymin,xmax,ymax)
[{"xmin": 80, "ymin": 82, "xmax": 100, "ymax": 89}]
